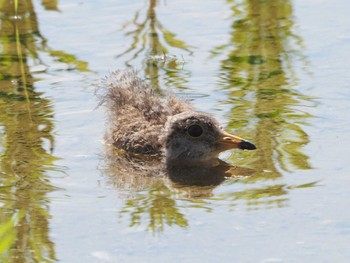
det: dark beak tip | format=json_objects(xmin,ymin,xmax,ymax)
[{"xmin": 239, "ymin": 140, "xmax": 256, "ymax": 150}]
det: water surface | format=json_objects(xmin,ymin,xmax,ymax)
[{"xmin": 1, "ymin": 0, "xmax": 350, "ymax": 262}]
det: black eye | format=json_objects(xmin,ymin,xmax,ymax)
[{"xmin": 187, "ymin": 124, "xmax": 203, "ymax": 137}]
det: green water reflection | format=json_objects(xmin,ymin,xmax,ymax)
[
  {"xmin": 120, "ymin": 185, "xmax": 188, "ymax": 234},
  {"xmin": 108, "ymin": 0, "xmax": 317, "ymax": 234},
  {"xmin": 219, "ymin": 1, "xmax": 310, "ymax": 162},
  {"xmin": 117, "ymin": 0, "xmax": 193, "ymax": 92},
  {"xmin": 215, "ymin": 0, "xmax": 316, "ymax": 205},
  {"xmin": 0, "ymin": 1, "xmax": 57, "ymax": 262},
  {"xmin": 0, "ymin": 0, "xmax": 87, "ymax": 261}
]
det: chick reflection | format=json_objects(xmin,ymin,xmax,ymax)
[
  {"xmin": 101, "ymin": 146, "xmax": 255, "ymax": 233},
  {"xmin": 98, "ymin": 70, "xmax": 256, "ymax": 186},
  {"xmin": 102, "ymin": 146, "xmax": 255, "ymax": 190}
]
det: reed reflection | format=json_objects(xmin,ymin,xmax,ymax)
[
  {"xmin": 101, "ymin": 152, "xmax": 189, "ymax": 234},
  {"xmin": 117, "ymin": 0, "xmax": 192, "ymax": 91},
  {"xmin": 108, "ymin": 1, "xmax": 196, "ymax": 233},
  {"xmin": 101, "ymin": 149, "xmax": 255, "ymax": 234},
  {"xmin": 214, "ymin": 0, "xmax": 316, "ymax": 207},
  {"xmin": 120, "ymin": 184, "xmax": 188, "ymax": 234},
  {"xmin": 0, "ymin": 0, "xmax": 86, "ymax": 261}
]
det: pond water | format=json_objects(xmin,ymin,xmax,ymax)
[{"xmin": 1, "ymin": 0, "xmax": 350, "ymax": 262}]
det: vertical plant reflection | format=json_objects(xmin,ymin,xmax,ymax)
[
  {"xmin": 214, "ymin": 0, "xmax": 315, "ymax": 206},
  {"xmin": 0, "ymin": 1, "xmax": 57, "ymax": 262},
  {"xmin": 111, "ymin": 1, "xmax": 196, "ymax": 233},
  {"xmin": 120, "ymin": 185, "xmax": 188, "ymax": 234},
  {"xmin": 117, "ymin": 0, "xmax": 193, "ymax": 92},
  {"xmin": 0, "ymin": 0, "xmax": 87, "ymax": 261},
  {"xmin": 101, "ymin": 153, "xmax": 190, "ymax": 234}
]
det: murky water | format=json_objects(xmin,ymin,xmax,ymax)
[{"xmin": 1, "ymin": 0, "xmax": 350, "ymax": 262}]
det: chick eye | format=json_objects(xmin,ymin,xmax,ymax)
[{"xmin": 187, "ymin": 124, "xmax": 203, "ymax": 137}]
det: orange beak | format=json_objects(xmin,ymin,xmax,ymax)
[{"xmin": 217, "ymin": 131, "xmax": 256, "ymax": 151}]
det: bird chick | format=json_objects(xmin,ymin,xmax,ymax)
[
  {"xmin": 162, "ymin": 111, "xmax": 255, "ymax": 164},
  {"xmin": 98, "ymin": 70, "xmax": 256, "ymax": 165}
]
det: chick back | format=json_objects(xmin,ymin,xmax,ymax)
[{"xmin": 98, "ymin": 70, "xmax": 191, "ymax": 155}]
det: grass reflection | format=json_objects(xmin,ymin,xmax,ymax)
[
  {"xmin": 101, "ymin": 152, "xmax": 196, "ymax": 234},
  {"xmin": 218, "ymin": 181, "xmax": 319, "ymax": 210},
  {"xmin": 0, "ymin": 0, "xmax": 89, "ymax": 73},
  {"xmin": 213, "ymin": 0, "xmax": 316, "ymax": 206},
  {"xmin": 217, "ymin": 0, "xmax": 312, "ymax": 170},
  {"xmin": 120, "ymin": 185, "xmax": 188, "ymax": 234},
  {"xmin": 117, "ymin": 0, "xmax": 192, "ymax": 92},
  {"xmin": 0, "ymin": 0, "xmax": 86, "ymax": 261}
]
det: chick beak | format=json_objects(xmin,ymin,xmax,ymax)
[{"xmin": 217, "ymin": 131, "xmax": 256, "ymax": 151}]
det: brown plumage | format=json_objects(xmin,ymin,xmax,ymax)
[{"xmin": 98, "ymin": 70, "xmax": 256, "ymax": 165}]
